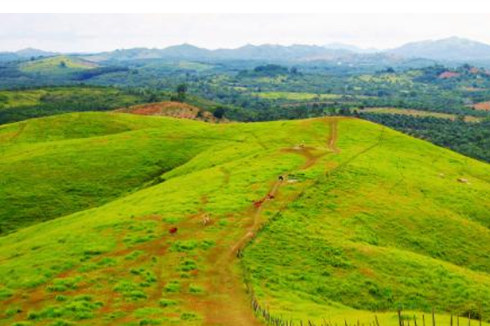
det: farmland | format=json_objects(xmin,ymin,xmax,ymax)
[{"xmin": 361, "ymin": 108, "xmax": 482, "ymax": 122}]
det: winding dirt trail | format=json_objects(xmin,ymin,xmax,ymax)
[
  {"xmin": 281, "ymin": 146, "xmax": 327, "ymax": 170},
  {"xmin": 201, "ymin": 178, "xmax": 283, "ymax": 326},
  {"xmin": 326, "ymin": 119, "xmax": 340, "ymax": 153},
  {"xmin": 199, "ymin": 118, "xmax": 344, "ymax": 325},
  {"xmin": 1, "ymin": 118, "xmax": 344, "ymax": 326}
]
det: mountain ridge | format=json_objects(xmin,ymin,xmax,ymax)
[{"xmin": 4, "ymin": 36, "xmax": 490, "ymax": 64}]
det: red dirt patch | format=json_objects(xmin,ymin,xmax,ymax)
[
  {"xmin": 473, "ymin": 101, "xmax": 490, "ymax": 111},
  {"xmin": 115, "ymin": 101, "xmax": 222, "ymax": 123},
  {"xmin": 439, "ymin": 71, "xmax": 460, "ymax": 79}
]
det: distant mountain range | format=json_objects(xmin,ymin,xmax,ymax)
[
  {"xmin": 0, "ymin": 48, "xmax": 57, "ymax": 62},
  {"xmin": 386, "ymin": 37, "xmax": 490, "ymax": 62},
  {"xmin": 80, "ymin": 43, "xmax": 352, "ymax": 62},
  {"xmin": 3, "ymin": 37, "xmax": 490, "ymax": 64},
  {"xmin": 323, "ymin": 42, "xmax": 380, "ymax": 53}
]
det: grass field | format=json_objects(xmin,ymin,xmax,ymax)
[
  {"xmin": 253, "ymin": 92, "xmax": 342, "ymax": 101},
  {"xmin": 1, "ymin": 113, "xmax": 490, "ymax": 326},
  {"xmin": 362, "ymin": 108, "xmax": 482, "ymax": 122},
  {"xmin": 0, "ymin": 87, "xmax": 152, "ymax": 124},
  {"xmin": 19, "ymin": 56, "xmax": 98, "ymax": 75},
  {"xmin": 0, "ymin": 90, "xmax": 47, "ymax": 109}
]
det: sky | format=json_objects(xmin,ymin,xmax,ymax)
[{"xmin": 0, "ymin": 14, "xmax": 489, "ymax": 53}]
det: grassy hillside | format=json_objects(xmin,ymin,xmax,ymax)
[
  {"xmin": 0, "ymin": 87, "xmax": 158, "ymax": 125},
  {"xmin": 1, "ymin": 114, "xmax": 490, "ymax": 326},
  {"xmin": 362, "ymin": 107, "xmax": 482, "ymax": 122},
  {"xmin": 0, "ymin": 112, "xmax": 217, "ymax": 234},
  {"xmin": 116, "ymin": 101, "xmax": 222, "ymax": 123},
  {"xmin": 19, "ymin": 56, "xmax": 98, "ymax": 75}
]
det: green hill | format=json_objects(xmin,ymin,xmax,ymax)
[
  {"xmin": 0, "ymin": 112, "xmax": 216, "ymax": 234},
  {"xmin": 0, "ymin": 87, "xmax": 161, "ymax": 125},
  {"xmin": 1, "ymin": 113, "xmax": 490, "ymax": 326},
  {"xmin": 19, "ymin": 56, "xmax": 98, "ymax": 75}
]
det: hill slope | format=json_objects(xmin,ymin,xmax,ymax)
[
  {"xmin": 19, "ymin": 56, "xmax": 98, "ymax": 75},
  {"xmin": 0, "ymin": 112, "xmax": 216, "ymax": 234},
  {"xmin": 1, "ymin": 114, "xmax": 490, "ymax": 326},
  {"xmin": 387, "ymin": 37, "xmax": 490, "ymax": 62},
  {"xmin": 115, "ymin": 101, "xmax": 221, "ymax": 123}
]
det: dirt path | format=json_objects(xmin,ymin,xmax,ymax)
[
  {"xmin": 200, "ymin": 177, "xmax": 283, "ymax": 326},
  {"xmin": 326, "ymin": 119, "xmax": 340, "ymax": 153},
  {"xmin": 200, "ymin": 118, "xmax": 345, "ymax": 326},
  {"xmin": 281, "ymin": 146, "xmax": 327, "ymax": 170}
]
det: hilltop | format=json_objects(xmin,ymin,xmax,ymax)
[
  {"xmin": 1, "ymin": 113, "xmax": 490, "ymax": 326},
  {"xmin": 115, "ymin": 101, "xmax": 223, "ymax": 123},
  {"xmin": 387, "ymin": 37, "xmax": 490, "ymax": 62},
  {"xmin": 19, "ymin": 55, "xmax": 98, "ymax": 75}
]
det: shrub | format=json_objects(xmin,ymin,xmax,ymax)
[
  {"xmin": 159, "ymin": 299, "xmax": 177, "ymax": 307},
  {"xmin": 189, "ymin": 284, "xmax": 204, "ymax": 294},
  {"xmin": 164, "ymin": 280, "xmax": 181, "ymax": 293},
  {"xmin": 181, "ymin": 312, "xmax": 200, "ymax": 321}
]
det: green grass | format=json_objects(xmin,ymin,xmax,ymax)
[
  {"xmin": 243, "ymin": 119, "xmax": 490, "ymax": 324},
  {"xmin": 0, "ymin": 86, "xmax": 155, "ymax": 124},
  {"xmin": 362, "ymin": 107, "xmax": 482, "ymax": 122},
  {"xmin": 253, "ymin": 91, "xmax": 342, "ymax": 101},
  {"xmin": 0, "ymin": 112, "xmax": 216, "ymax": 234},
  {"xmin": 0, "ymin": 114, "xmax": 490, "ymax": 325},
  {"xmin": 19, "ymin": 56, "xmax": 98, "ymax": 75},
  {"xmin": 0, "ymin": 90, "xmax": 46, "ymax": 108}
]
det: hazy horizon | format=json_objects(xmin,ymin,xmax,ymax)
[{"xmin": 1, "ymin": 14, "xmax": 490, "ymax": 53}]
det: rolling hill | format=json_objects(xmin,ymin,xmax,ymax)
[
  {"xmin": 1, "ymin": 113, "xmax": 490, "ymax": 326},
  {"xmin": 19, "ymin": 56, "xmax": 98, "ymax": 75},
  {"xmin": 0, "ymin": 48, "xmax": 56, "ymax": 62},
  {"xmin": 115, "ymin": 101, "xmax": 222, "ymax": 123},
  {"xmin": 0, "ymin": 86, "xmax": 160, "ymax": 125},
  {"xmin": 386, "ymin": 37, "xmax": 490, "ymax": 62}
]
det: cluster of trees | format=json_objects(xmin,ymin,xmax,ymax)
[
  {"xmin": 360, "ymin": 113, "xmax": 490, "ymax": 163},
  {"xmin": 238, "ymin": 64, "xmax": 300, "ymax": 77},
  {"xmin": 73, "ymin": 66, "xmax": 130, "ymax": 81},
  {"xmin": 0, "ymin": 87, "xmax": 161, "ymax": 125}
]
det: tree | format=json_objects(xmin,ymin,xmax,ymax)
[
  {"xmin": 213, "ymin": 106, "xmax": 226, "ymax": 119},
  {"xmin": 59, "ymin": 61, "xmax": 67, "ymax": 68},
  {"xmin": 175, "ymin": 83, "xmax": 188, "ymax": 102}
]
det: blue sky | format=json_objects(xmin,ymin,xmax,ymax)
[{"xmin": 0, "ymin": 14, "xmax": 488, "ymax": 52}]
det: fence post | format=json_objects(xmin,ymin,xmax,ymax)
[
  {"xmin": 414, "ymin": 315, "xmax": 418, "ymax": 326},
  {"xmin": 423, "ymin": 314, "xmax": 426, "ymax": 326},
  {"xmin": 375, "ymin": 315, "xmax": 380, "ymax": 326},
  {"xmin": 399, "ymin": 308, "xmax": 403, "ymax": 326},
  {"xmin": 451, "ymin": 315, "xmax": 453, "ymax": 326},
  {"xmin": 468, "ymin": 312, "xmax": 471, "ymax": 326},
  {"xmin": 432, "ymin": 308, "xmax": 436, "ymax": 326},
  {"xmin": 479, "ymin": 305, "xmax": 482, "ymax": 326}
]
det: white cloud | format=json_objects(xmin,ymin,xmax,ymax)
[{"xmin": 0, "ymin": 14, "xmax": 489, "ymax": 52}]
